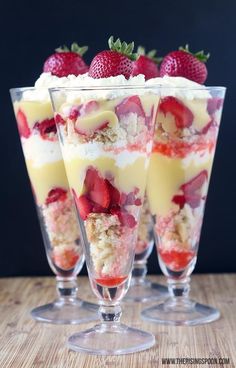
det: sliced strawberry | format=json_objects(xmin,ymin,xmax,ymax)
[
  {"xmin": 115, "ymin": 96, "xmax": 145, "ymax": 119},
  {"xmin": 172, "ymin": 194, "xmax": 186, "ymax": 209},
  {"xmin": 16, "ymin": 109, "xmax": 31, "ymax": 138},
  {"xmin": 84, "ymin": 168, "xmax": 110, "ymax": 209},
  {"xmin": 181, "ymin": 170, "xmax": 208, "ymax": 195},
  {"xmin": 45, "ymin": 188, "xmax": 67, "ymax": 205},
  {"xmin": 159, "ymin": 96, "xmax": 194, "ymax": 129},
  {"xmin": 111, "ymin": 207, "xmax": 137, "ymax": 228},
  {"xmin": 207, "ymin": 98, "xmax": 223, "ymax": 115},
  {"xmin": 125, "ymin": 192, "xmax": 135, "ymax": 205},
  {"xmin": 134, "ymin": 198, "xmax": 142, "ymax": 206},
  {"xmin": 119, "ymin": 211, "xmax": 137, "ymax": 228},
  {"xmin": 201, "ymin": 119, "xmax": 214, "ymax": 134},
  {"xmin": 34, "ymin": 118, "xmax": 57, "ymax": 140},
  {"xmin": 106, "ymin": 181, "xmax": 120, "ymax": 206},
  {"xmin": 69, "ymin": 106, "xmax": 81, "ymax": 120},
  {"xmin": 54, "ymin": 114, "xmax": 66, "ymax": 125},
  {"xmin": 92, "ymin": 203, "xmax": 109, "ymax": 214},
  {"xmin": 75, "ymin": 194, "xmax": 93, "ymax": 220},
  {"xmin": 80, "ymin": 100, "xmax": 99, "ymax": 116}
]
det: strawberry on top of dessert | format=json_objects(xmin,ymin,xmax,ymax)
[
  {"xmin": 44, "ymin": 42, "xmax": 89, "ymax": 77},
  {"xmin": 160, "ymin": 44, "xmax": 210, "ymax": 84},
  {"xmin": 131, "ymin": 46, "xmax": 161, "ymax": 80}
]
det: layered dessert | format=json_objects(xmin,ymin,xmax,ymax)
[
  {"xmin": 11, "ymin": 44, "xmax": 91, "ymax": 275},
  {"xmin": 53, "ymin": 76, "xmax": 159, "ymax": 287},
  {"xmin": 13, "ymin": 94, "xmax": 82, "ymax": 274},
  {"xmin": 146, "ymin": 76, "xmax": 223, "ymax": 272}
]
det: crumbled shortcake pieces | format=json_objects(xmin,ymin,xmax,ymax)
[
  {"xmin": 85, "ymin": 213, "xmax": 132, "ymax": 276},
  {"xmin": 42, "ymin": 195, "xmax": 80, "ymax": 248}
]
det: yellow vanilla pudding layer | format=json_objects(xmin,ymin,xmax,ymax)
[
  {"xmin": 147, "ymin": 94, "xmax": 218, "ymax": 217},
  {"xmin": 147, "ymin": 151, "xmax": 214, "ymax": 217},
  {"xmin": 14, "ymin": 100, "xmax": 69, "ymax": 206},
  {"xmin": 14, "ymin": 100, "xmax": 52, "ymax": 129},
  {"xmin": 65, "ymin": 155, "xmax": 148, "ymax": 198},
  {"xmin": 58, "ymin": 94, "xmax": 159, "ymax": 197}
]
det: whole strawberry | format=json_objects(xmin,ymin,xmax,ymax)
[
  {"xmin": 131, "ymin": 46, "xmax": 161, "ymax": 80},
  {"xmin": 43, "ymin": 43, "xmax": 89, "ymax": 77},
  {"xmin": 160, "ymin": 45, "xmax": 210, "ymax": 84},
  {"xmin": 88, "ymin": 36, "xmax": 136, "ymax": 79}
]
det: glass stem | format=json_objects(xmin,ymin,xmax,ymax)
[
  {"xmin": 56, "ymin": 276, "xmax": 78, "ymax": 303},
  {"xmin": 131, "ymin": 260, "xmax": 147, "ymax": 285},
  {"xmin": 165, "ymin": 277, "xmax": 193, "ymax": 310},
  {"xmin": 98, "ymin": 303, "xmax": 122, "ymax": 329}
]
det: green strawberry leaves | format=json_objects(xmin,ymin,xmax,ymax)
[
  {"xmin": 56, "ymin": 43, "xmax": 88, "ymax": 56},
  {"xmin": 179, "ymin": 44, "xmax": 210, "ymax": 63},
  {"xmin": 137, "ymin": 46, "xmax": 163, "ymax": 64},
  {"xmin": 108, "ymin": 36, "xmax": 137, "ymax": 60}
]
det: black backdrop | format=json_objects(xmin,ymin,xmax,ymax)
[{"xmin": 1, "ymin": 0, "xmax": 235, "ymax": 276}]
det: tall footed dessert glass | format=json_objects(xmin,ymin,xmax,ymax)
[
  {"xmin": 125, "ymin": 198, "xmax": 168, "ymax": 302},
  {"xmin": 10, "ymin": 88, "xmax": 97, "ymax": 324},
  {"xmin": 50, "ymin": 85, "xmax": 159, "ymax": 354},
  {"xmin": 142, "ymin": 83, "xmax": 226, "ymax": 325}
]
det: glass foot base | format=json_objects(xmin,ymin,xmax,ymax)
[
  {"xmin": 141, "ymin": 299, "xmax": 220, "ymax": 326},
  {"xmin": 125, "ymin": 279, "xmax": 168, "ymax": 303},
  {"xmin": 31, "ymin": 298, "xmax": 98, "ymax": 325},
  {"xmin": 68, "ymin": 323, "xmax": 155, "ymax": 355}
]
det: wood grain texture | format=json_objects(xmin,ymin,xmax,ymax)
[{"xmin": 0, "ymin": 275, "xmax": 235, "ymax": 368}]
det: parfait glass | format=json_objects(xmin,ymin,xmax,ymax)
[
  {"xmin": 10, "ymin": 87, "xmax": 98, "ymax": 324},
  {"xmin": 50, "ymin": 85, "xmax": 160, "ymax": 354},
  {"xmin": 125, "ymin": 197, "xmax": 168, "ymax": 302},
  {"xmin": 142, "ymin": 86, "xmax": 226, "ymax": 325}
]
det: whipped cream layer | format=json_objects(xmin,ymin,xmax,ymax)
[
  {"xmin": 22, "ymin": 72, "xmax": 210, "ymax": 103},
  {"xmin": 147, "ymin": 76, "xmax": 211, "ymax": 99},
  {"xmin": 62, "ymin": 141, "xmax": 150, "ymax": 169},
  {"xmin": 22, "ymin": 134, "xmax": 62, "ymax": 167}
]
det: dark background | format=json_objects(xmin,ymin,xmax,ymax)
[{"xmin": 1, "ymin": 0, "xmax": 235, "ymax": 277}]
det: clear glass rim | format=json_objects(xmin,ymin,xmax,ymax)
[
  {"xmin": 10, "ymin": 85, "xmax": 226, "ymax": 93},
  {"xmin": 49, "ymin": 85, "xmax": 226, "ymax": 92}
]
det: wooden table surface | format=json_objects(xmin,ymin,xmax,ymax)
[{"xmin": 0, "ymin": 274, "xmax": 235, "ymax": 368}]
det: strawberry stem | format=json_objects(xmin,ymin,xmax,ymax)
[
  {"xmin": 179, "ymin": 44, "xmax": 210, "ymax": 63},
  {"xmin": 55, "ymin": 43, "xmax": 88, "ymax": 56},
  {"xmin": 108, "ymin": 36, "xmax": 137, "ymax": 60},
  {"xmin": 137, "ymin": 45, "xmax": 163, "ymax": 64}
]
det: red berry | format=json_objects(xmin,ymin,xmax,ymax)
[
  {"xmin": 75, "ymin": 194, "xmax": 93, "ymax": 220},
  {"xmin": 16, "ymin": 109, "xmax": 31, "ymax": 138},
  {"xmin": 172, "ymin": 194, "xmax": 186, "ymax": 209},
  {"xmin": 159, "ymin": 96, "xmax": 194, "ymax": 128},
  {"xmin": 84, "ymin": 168, "xmax": 110, "ymax": 209},
  {"xmin": 181, "ymin": 170, "xmax": 208, "ymax": 194},
  {"xmin": 55, "ymin": 114, "xmax": 66, "ymax": 125},
  {"xmin": 46, "ymin": 188, "xmax": 67, "ymax": 205},
  {"xmin": 115, "ymin": 95, "xmax": 145, "ymax": 118},
  {"xmin": 34, "ymin": 118, "xmax": 57, "ymax": 140},
  {"xmin": 89, "ymin": 50, "xmax": 133, "ymax": 79},
  {"xmin": 106, "ymin": 181, "xmax": 121, "ymax": 206},
  {"xmin": 160, "ymin": 46, "xmax": 209, "ymax": 84},
  {"xmin": 43, "ymin": 43, "xmax": 89, "ymax": 77},
  {"xmin": 207, "ymin": 98, "xmax": 223, "ymax": 115},
  {"xmin": 44, "ymin": 52, "xmax": 88, "ymax": 77},
  {"xmin": 131, "ymin": 55, "xmax": 159, "ymax": 80},
  {"xmin": 172, "ymin": 171, "xmax": 208, "ymax": 209}
]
